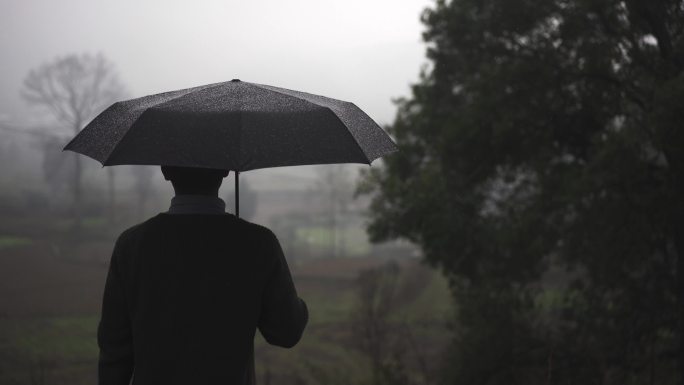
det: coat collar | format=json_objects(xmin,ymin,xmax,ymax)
[{"xmin": 167, "ymin": 194, "xmax": 226, "ymax": 215}]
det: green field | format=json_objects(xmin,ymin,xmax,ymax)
[
  {"xmin": 0, "ymin": 237, "xmax": 452, "ymax": 385},
  {"xmin": 295, "ymin": 225, "xmax": 372, "ymax": 257},
  {"xmin": 0, "ymin": 235, "xmax": 33, "ymax": 249}
]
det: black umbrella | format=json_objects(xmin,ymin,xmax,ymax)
[{"xmin": 64, "ymin": 79, "xmax": 397, "ymax": 217}]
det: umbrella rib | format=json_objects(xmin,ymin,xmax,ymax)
[
  {"xmin": 149, "ymin": 81, "xmax": 228, "ymax": 111},
  {"xmin": 248, "ymin": 83, "xmax": 371, "ymax": 163},
  {"xmin": 101, "ymin": 82, "xmax": 228, "ymax": 165}
]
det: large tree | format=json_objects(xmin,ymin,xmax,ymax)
[
  {"xmin": 361, "ymin": 0, "xmax": 683, "ymax": 383},
  {"xmin": 22, "ymin": 53, "xmax": 127, "ymax": 228}
]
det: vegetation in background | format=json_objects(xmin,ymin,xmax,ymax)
[
  {"xmin": 315, "ymin": 165, "xmax": 356, "ymax": 257},
  {"xmin": 0, "ymin": 256, "xmax": 449, "ymax": 385},
  {"xmin": 360, "ymin": 0, "xmax": 683, "ymax": 383},
  {"xmin": 0, "ymin": 235, "xmax": 33, "ymax": 249},
  {"xmin": 225, "ymin": 176, "xmax": 259, "ymax": 221},
  {"xmin": 22, "ymin": 53, "xmax": 128, "ymax": 230}
]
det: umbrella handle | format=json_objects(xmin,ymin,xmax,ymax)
[{"xmin": 235, "ymin": 171, "xmax": 240, "ymax": 218}]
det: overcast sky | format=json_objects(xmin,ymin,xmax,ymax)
[{"xmin": 0, "ymin": 0, "xmax": 431, "ymax": 188}]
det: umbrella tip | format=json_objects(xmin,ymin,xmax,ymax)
[{"xmin": 231, "ymin": 79, "xmax": 241, "ymax": 82}]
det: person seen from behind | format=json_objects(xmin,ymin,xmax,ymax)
[{"xmin": 97, "ymin": 165, "xmax": 308, "ymax": 385}]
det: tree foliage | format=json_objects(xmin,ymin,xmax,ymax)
[{"xmin": 360, "ymin": 0, "xmax": 683, "ymax": 383}]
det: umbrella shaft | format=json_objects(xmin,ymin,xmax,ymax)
[{"xmin": 235, "ymin": 171, "xmax": 239, "ymax": 218}]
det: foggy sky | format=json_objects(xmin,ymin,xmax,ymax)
[
  {"xmin": 0, "ymin": 0, "xmax": 430, "ymax": 189},
  {"xmin": 1, "ymin": 0, "xmax": 429, "ymax": 123}
]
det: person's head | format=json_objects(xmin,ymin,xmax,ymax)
[{"xmin": 161, "ymin": 166, "xmax": 230, "ymax": 196}]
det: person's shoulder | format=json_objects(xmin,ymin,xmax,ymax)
[
  {"xmin": 114, "ymin": 215, "xmax": 159, "ymax": 246},
  {"xmin": 233, "ymin": 217, "xmax": 276, "ymax": 240},
  {"xmin": 234, "ymin": 219, "xmax": 281, "ymax": 263}
]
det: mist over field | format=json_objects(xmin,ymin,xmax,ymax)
[
  {"xmin": 0, "ymin": 1, "xmax": 438, "ymax": 384},
  {"xmin": 2, "ymin": 0, "xmax": 682, "ymax": 384}
]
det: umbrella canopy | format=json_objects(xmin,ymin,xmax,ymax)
[{"xmin": 64, "ymin": 79, "xmax": 397, "ymax": 171}]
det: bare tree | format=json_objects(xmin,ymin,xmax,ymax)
[
  {"xmin": 40, "ymin": 136, "xmax": 72, "ymax": 200},
  {"xmin": 22, "ymin": 53, "xmax": 127, "ymax": 229}
]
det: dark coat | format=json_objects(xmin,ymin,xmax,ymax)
[{"xmin": 97, "ymin": 213, "xmax": 308, "ymax": 385}]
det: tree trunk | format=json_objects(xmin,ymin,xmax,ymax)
[
  {"xmin": 331, "ymin": 191, "xmax": 337, "ymax": 258},
  {"xmin": 72, "ymin": 152, "xmax": 82, "ymax": 232},
  {"xmin": 107, "ymin": 167, "xmax": 115, "ymax": 224},
  {"xmin": 71, "ymin": 121, "xmax": 83, "ymax": 234}
]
